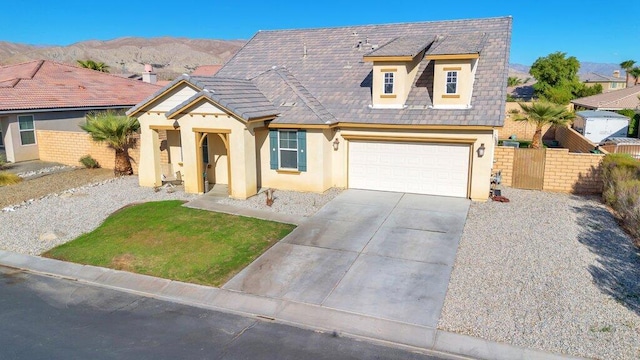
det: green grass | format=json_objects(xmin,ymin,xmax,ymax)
[
  {"xmin": 44, "ymin": 201, "xmax": 295, "ymax": 286},
  {"xmin": 0, "ymin": 172, "xmax": 22, "ymax": 186}
]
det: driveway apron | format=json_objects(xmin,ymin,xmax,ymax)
[{"xmin": 223, "ymin": 189, "xmax": 470, "ymax": 328}]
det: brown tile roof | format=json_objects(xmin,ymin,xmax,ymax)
[
  {"xmin": 190, "ymin": 65, "xmax": 223, "ymax": 76},
  {"xmin": 0, "ymin": 60, "xmax": 161, "ymax": 112},
  {"xmin": 572, "ymin": 86, "xmax": 640, "ymax": 110},
  {"xmin": 216, "ymin": 16, "xmax": 512, "ymax": 127}
]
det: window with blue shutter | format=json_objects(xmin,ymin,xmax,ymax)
[
  {"xmin": 270, "ymin": 129, "xmax": 307, "ymax": 172},
  {"xmin": 297, "ymin": 130, "xmax": 306, "ymax": 172},
  {"xmin": 269, "ymin": 130, "xmax": 278, "ymax": 170}
]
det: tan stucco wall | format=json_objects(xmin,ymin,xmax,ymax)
[
  {"xmin": 432, "ymin": 59, "xmax": 474, "ymax": 108},
  {"xmin": 137, "ymin": 97, "xmax": 260, "ymax": 199},
  {"xmin": 584, "ymin": 81, "xmax": 626, "ymax": 92},
  {"xmin": 257, "ymin": 128, "xmax": 334, "ymax": 193},
  {"xmin": 371, "ymin": 56, "xmax": 422, "ymax": 107}
]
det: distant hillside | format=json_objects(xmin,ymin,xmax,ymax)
[{"xmin": 0, "ymin": 37, "xmax": 246, "ymax": 80}]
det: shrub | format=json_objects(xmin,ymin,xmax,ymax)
[
  {"xmin": 0, "ymin": 153, "xmax": 7, "ymax": 170},
  {"xmin": 0, "ymin": 172, "xmax": 22, "ymax": 186},
  {"xmin": 601, "ymin": 154, "xmax": 640, "ymax": 242},
  {"xmin": 79, "ymin": 155, "xmax": 100, "ymax": 169}
]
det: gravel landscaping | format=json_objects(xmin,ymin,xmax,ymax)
[
  {"xmin": 439, "ymin": 187, "xmax": 640, "ymax": 360},
  {"xmin": 1, "ymin": 173, "xmax": 340, "ymax": 256},
  {"xmin": 217, "ymin": 187, "xmax": 342, "ymax": 217},
  {"xmin": 0, "ymin": 177, "xmax": 198, "ymax": 256},
  {"xmin": 0, "ymin": 168, "xmax": 115, "ymax": 209}
]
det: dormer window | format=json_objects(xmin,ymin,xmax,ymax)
[
  {"xmin": 384, "ymin": 72, "xmax": 394, "ymax": 94},
  {"xmin": 446, "ymin": 71, "xmax": 458, "ymax": 94}
]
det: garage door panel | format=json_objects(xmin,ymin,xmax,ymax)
[{"xmin": 348, "ymin": 141, "xmax": 469, "ymax": 197}]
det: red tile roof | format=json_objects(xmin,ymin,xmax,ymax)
[
  {"xmin": 190, "ymin": 65, "xmax": 222, "ymax": 76},
  {"xmin": 0, "ymin": 60, "xmax": 162, "ymax": 112}
]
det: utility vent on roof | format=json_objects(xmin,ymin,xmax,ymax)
[{"xmin": 280, "ymin": 101, "xmax": 296, "ymax": 107}]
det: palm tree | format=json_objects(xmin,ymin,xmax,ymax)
[
  {"xmin": 629, "ymin": 67, "xmax": 640, "ymax": 86},
  {"xmin": 80, "ymin": 111, "xmax": 139, "ymax": 176},
  {"xmin": 507, "ymin": 76, "xmax": 523, "ymax": 87},
  {"xmin": 514, "ymin": 102, "xmax": 574, "ymax": 149},
  {"xmin": 77, "ymin": 59, "xmax": 110, "ymax": 73},
  {"xmin": 620, "ymin": 60, "xmax": 636, "ymax": 86}
]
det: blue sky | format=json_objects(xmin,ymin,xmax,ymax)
[{"xmin": 3, "ymin": 0, "xmax": 638, "ymax": 65}]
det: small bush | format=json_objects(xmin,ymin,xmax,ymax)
[
  {"xmin": 0, "ymin": 172, "xmax": 22, "ymax": 186},
  {"xmin": 79, "ymin": 155, "xmax": 100, "ymax": 169},
  {"xmin": 601, "ymin": 154, "xmax": 640, "ymax": 243},
  {"xmin": 0, "ymin": 154, "xmax": 7, "ymax": 170}
]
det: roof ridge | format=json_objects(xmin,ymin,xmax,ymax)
[
  {"xmin": 255, "ymin": 16, "xmax": 512, "ymax": 34},
  {"xmin": 0, "ymin": 59, "xmax": 43, "ymax": 69},
  {"xmin": 274, "ymin": 67, "xmax": 336, "ymax": 123},
  {"xmin": 27, "ymin": 60, "xmax": 45, "ymax": 79},
  {"xmin": 45, "ymin": 60, "xmax": 163, "ymax": 87}
]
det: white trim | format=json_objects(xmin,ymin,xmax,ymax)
[
  {"xmin": 383, "ymin": 72, "xmax": 394, "ymax": 94},
  {"xmin": 278, "ymin": 130, "xmax": 298, "ymax": 170},
  {"xmin": 18, "ymin": 114, "xmax": 37, "ymax": 146},
  {"xmin": 446, "ymin": 71, "xmax": 458, "ymax": 94},
  {"xmin": 369, "ymin": 104, "xmax": 407, "ymax": 109},
  {"xmin": 429, "ymin": 104, "xmax": 473, "ymax": 109}
]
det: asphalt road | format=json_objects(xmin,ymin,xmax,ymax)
[{"xmin": 0, "ymin": 266, "xmax": 454, "ymax": 360}]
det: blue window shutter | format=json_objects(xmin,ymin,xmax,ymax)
[
  {"xmin": 297, "ymin": 130, "xmax": 307, "ymax": 172},
  {"xmin": 269, "ymin": 130, "xmax": 278, "ymax": 170}
]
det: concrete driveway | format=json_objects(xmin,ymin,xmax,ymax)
[{"xmin": 224, "ymin": 189, "xmax": 469, "ymax": 328}]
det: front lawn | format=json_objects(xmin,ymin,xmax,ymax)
[{"xmin": 44, "ymin": 200, "xmax": 295, "ymax": 286}]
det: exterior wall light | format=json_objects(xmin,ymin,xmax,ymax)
[
  {"xmin": 333, "ymin": 138, "xmax": 340, "ymax": 151},
  {"xmin": 477, "ymin": 143, "xmax": 486, "ymax": 158},
  {"xmin": 172, "ymin": 120, "xmax": 180, "ymax": 129}
]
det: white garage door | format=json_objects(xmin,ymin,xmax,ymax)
[{"xmin": 348, "ymin": 141, "xmax": 470, "ymax": 197}]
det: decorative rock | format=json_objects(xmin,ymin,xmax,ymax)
[{"xmin": 39, "ymin": 231, "xmax": 59, "ymax": 241}]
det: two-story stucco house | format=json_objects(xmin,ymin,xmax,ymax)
[{"xmin": 127, "ymin": 17, "xmax": 511, "ymax": 201}]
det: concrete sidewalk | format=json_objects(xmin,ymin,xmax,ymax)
[{"xmin": 0, "ymin": 250, "xmax": 586, "ymax": 360}]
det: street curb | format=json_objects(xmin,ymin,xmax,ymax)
[{"xmin": 0, "ymin": 250, "xmax": 589, "ymax": 360}]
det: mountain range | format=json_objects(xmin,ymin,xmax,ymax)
[
  {"xmin": 0, "ymin": 37, "xmax": 626, "ymax": 81},
  {"xmin": 0, "ymin": 37, "xmax": 245, "ymax": 80}
]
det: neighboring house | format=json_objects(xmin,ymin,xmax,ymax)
[
  {"xmin": 190, "ymin": 65, "xmax": 223, "ymax": 76},
  {"xmin": 127, "ymin": 17, "xmax": 511, "ymax": 201},
  {"xmin": 572, "ymin": 85, "xmax": 640, "ymax": 111},
  {"xmin": 580, "ymin": 71, "xmax": 627, "ymax": 92},
  {"xmin": 0, "ymin": 60, "xmax": 160, "ymax": 163}
]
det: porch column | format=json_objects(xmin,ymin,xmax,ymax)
[
  {"xmin": 229, "ymin": 128, "xmax": 258, "ymax": 199},
  {"xmin": 138, "ymin": 127, "xmax": 162, "ymax": 187}
]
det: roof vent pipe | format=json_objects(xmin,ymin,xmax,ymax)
[{"xmin": 303, "ymin": 43, "xmax": 307, "ymax": 58}]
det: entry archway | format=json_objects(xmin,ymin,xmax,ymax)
[{"xmin": 194, "ymin": 129, "xmax": 231, "ymax": 195}]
